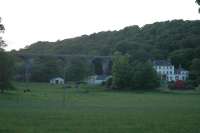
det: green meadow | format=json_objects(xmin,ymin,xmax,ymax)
[{"xmin": 0, "ymin": 82, "xmax": 200, "ymax": 133}]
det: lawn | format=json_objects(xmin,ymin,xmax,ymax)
[{"xmin": 0, "ymin": 82, "xmax": 200, "ymax": 133}]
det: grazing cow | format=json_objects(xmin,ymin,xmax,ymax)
[{"xmin": 24, "ymin": 89, "xmax": 31, "ymax": 93}]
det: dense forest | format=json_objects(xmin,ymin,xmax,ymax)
[
  {"xmin": 14, "ymin": 20, "xmax": 200, "ymax": 87},
  {"xmin": 18, "ymin": 20, "xmax": 200, "ymax": 69}
]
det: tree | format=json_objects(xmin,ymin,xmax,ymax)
[
  {"xmin": 0, "ymin": 17, "xmax": 14, "ymax": 93},
  {"xmin": 65, "ymin": 58, "xmax": 91, "ymax": 82},
  {"xmin": 0, "ymin": 51, "xmax": 14, "ymax": 93},
  {"xmin": 112, "ymin": 52, "xmax": 132, "ymax": 89},
  {"xmin": 197, "ymin": 0, "xmax": 200, "ymax": 5},
  {"xmin": 196, "ymin": 0, "xmax": 200, "ymax": 13},
  {"xmin": 112, "ymin": 52, "xmax": 160, "ymax": 90},
  {"xmin": 189, "ymin": 58, "xmax": 200, "ymax": 86},
  {"xmin": 30, "ymin": 57, "xmax": 62, "ymax": 82},
  {"xmin": 0, "ymin": 17, "xmax": 6, "ymax": 50},
  {"xmin": 131, "ymin": 61, "xmax": 160, "ymax": 89},
  {"xmin": 169, "ymin": 49, "xmax": 194, "ymax": 69}
]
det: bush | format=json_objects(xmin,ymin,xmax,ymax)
[
  {"xmin": 168, "ymin": 81, "xmax": 176, "ymax": 90},
  {"xmin": 131, "ymin": 61, "xmax": 160, "ymax": 89},
  {"xmin": 104, "ymin": 77, "xmax": 112, "ymax": 88},
  {"xmin": 168, "ymin": 80, "xmax": 195, "ymax": 90},
  {"xmin": 175, "ymin": 80, "xmax": 185, "ymax": 90},
  {"xmin": 195, "ymin": 85, "xmax": 200, "ymax": 91},
  {"xmin": 185, "ymin": 80, "xmax": 195, "ymax": 90}
]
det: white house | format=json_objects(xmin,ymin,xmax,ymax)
[
  {"xmin": 174, "ymin": 68, "xmax": 189, "ymax": 81},
  {"xmin": 50, "ymin": 77, "xmax": 64, "ymax": 84},
  {"xmin": 87, "ymin": 75, "xmax": 111, "ymax": 85},
  {"xmin": 153, "ymin": 60, "xmax": 189, "ymax": 82}
]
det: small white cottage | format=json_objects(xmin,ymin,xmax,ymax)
[{"xmin": 50, "ymin": 77, "xmax": 64, "ymax": 85}]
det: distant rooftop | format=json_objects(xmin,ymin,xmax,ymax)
[
  {"xmin": 175, "ymin": 68, "xmax": 189, "ymax": 74},
  {"xmin": 96, "ymin": 75, "xmax": 109, "ymax": 80},
  {"xmin": 153, "ymin": 60, "xmax": 172, "ymax": 66}
]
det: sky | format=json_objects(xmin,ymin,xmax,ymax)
[{"xmin": 0, "ymin": 0, "xmax": 199, "ymax": 51}]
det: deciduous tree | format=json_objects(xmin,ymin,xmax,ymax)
[
  {"xmin": 0, "ymin": 51, "xmax": 14, "ymax": 93},
  {"xmin": 112, "ymin": 52, "xmax": 160, "ymax": 90},
  {"xmin": 65, "ymin": 58, "xmax": 91, "ymax": 82},
  {"xmin": 189, "ymin": 58, "xmax": 200, "ymax": 86},
  {"xmin": 196, "ymin": 0, "xmax": 200, "ymax": 12},
  {"xmin": 112, "ymin": 52, "xmax": 132, "ymax": 89},
  {"xmin": 0, "ymin": 17, "xmax": 14, "ymax": 93},
  {"xmin": 131, "ymin": 61, "xmax": 160, "ymax": 89}
]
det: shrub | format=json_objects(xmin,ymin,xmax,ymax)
[
  {"xmin": 185, "ymin": 80, "xmax": 195, "ymax": 90},
  {"xmin": 168, "ymin": 80, "xmax": 195, "ymax": 90},
  {"xmin": 175, "ymin": 80, "xmax": 185, "ymax": 90},
  {"xmin": 105, "ymin": 77, "xmax": 112, "ymax": 88},
  {"xmin": 168, "ymin": 81, "xmax": 176, "ymax": 90},
  {"xmin": 195, "ymin": 85, "xmax": 200, "ymax": 91}
]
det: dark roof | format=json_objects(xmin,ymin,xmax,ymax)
[
  {"xmin": 153, "ymin": 60, "xmax": 172, "ymax": 66},
  {"xmin": 96, "ymin": 75, "xmax": 108, "ymax": 80},
  {"xmin": 175, "ymin": 68, "xmax": 188, "ymax": 74}
]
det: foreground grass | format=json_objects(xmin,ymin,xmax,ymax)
[{"xmin": 0, "ymin": 82, "xmax": 200, "ymax": 133}]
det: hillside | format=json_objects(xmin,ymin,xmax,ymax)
[{"xmin": 18, "ymin": 20, "xmax": 200, "ymax": 69}]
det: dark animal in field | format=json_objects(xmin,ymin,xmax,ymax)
[
  {"xmin": 76, "ymin": 81, "xmax": 87, "ymax": 84},
  {"xmin": 24, "ymin": 89, "xmax": 31, "ymax": 93}
]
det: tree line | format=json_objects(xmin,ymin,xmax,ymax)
[
  {"xmin": 1, "ymin": 19, "xmax": 200, "ymax": 92},
  {"xmin": 1, "ymin": 1, "xmax": 200, "ymax": 92},
  {"xmin": 15, "ymin": 20, "xmax": 200, "ymax": 89}
]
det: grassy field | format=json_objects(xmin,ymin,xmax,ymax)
[{"xmin": 0, "ymin": 82, "xmax": 200, "ymax": 133}]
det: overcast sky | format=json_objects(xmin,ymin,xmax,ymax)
[{"xmin": 0, "ymin": 0, "xmax": 199, "ymax": 51}]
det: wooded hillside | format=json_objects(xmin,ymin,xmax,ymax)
[{"xmin": 19, "ymin": 20, "xmax": 200, "ymax": 69}]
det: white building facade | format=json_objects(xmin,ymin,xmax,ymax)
[
  {"xmin": 50, "ymin": 77, "xmax": 65, "ymax": 84},
  {"xmin": 153, "ymin": 60, "xmax": 189, "ymax": 82}
]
